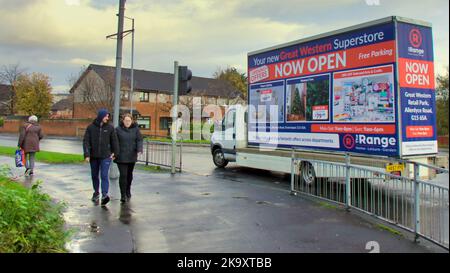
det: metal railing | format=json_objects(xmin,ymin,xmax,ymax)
[
  {"xmin": 137, "ymin": 139, "xmax": 182, "ymax": 171},
  {"xmin": 291, "ymin": 153, "xmax": 449, "ymax": 250}
]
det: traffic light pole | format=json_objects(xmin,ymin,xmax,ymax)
[{"xmin": 171, "ymin": 61, "xmax": 179, "ymax": 174}]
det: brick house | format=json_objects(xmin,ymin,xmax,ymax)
[{"xmin": 70, "ymin": 64, "xmax": 244, "ymax": 136}]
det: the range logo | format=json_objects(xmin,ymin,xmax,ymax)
[
  {"xmin": 343, "ymin": 134, "xmax": 355, "ymax": 149},
  {"xmin": 407, "ymin": 28, "xmax": 425, "ymax": 57},
  {"xmin": 356, "ymin": 134, "xmax": 397, "ymax": 148},
  {"xmin": 409, "ymin": 28, "xmax": 422, "ymax": 48}
]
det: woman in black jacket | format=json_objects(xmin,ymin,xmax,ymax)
[{"xmin": 115, "ymin": 113, "xmax": 144, "ymax": 203}]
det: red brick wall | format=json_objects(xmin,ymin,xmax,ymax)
[
  {"xmin": 73, "ymin": 103, "xmax": 97, "ymax": 119},
  {"xmin": 0, "ymin": 119, "xmax": 92, "ymax": 137},
  {"xmin": 0, "ymin": 118, "xmax": 171, "ymax": 138},
  {"xmin": 0, "ymin": 119, "xmax": 21, "ymax": 134}
]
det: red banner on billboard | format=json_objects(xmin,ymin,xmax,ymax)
[{"xmin": 398, "ymin": 58, "xmax": 435, "ymax": 89}]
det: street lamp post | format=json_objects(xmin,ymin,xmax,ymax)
[
  {"xmin": 124, "ymin": 16, "xmax": 135, "ymax": 116},
  {"xmin": 107, "ymin": 12, "xmax": 135, "ymax": 120},
  {"xmin": 105, "ymin": 0, "xmax": 126, "ymax": 180},
  {"xmin": 112, "ymin": 0, "xmax": 125, "ymax": 128}
]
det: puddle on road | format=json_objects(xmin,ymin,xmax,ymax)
[{"xmin": 232, "ymin": 196, "xmax": 249, "ymax": 199}]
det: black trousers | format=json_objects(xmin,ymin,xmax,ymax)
[{"xmin": 117, "ymin": 163, "xmax": 136, "ymax": 198}]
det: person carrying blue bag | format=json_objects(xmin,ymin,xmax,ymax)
[
  {"xmin": 15, "ymin": 148, "xmax": 25, "ymax": 168},
  {"xmin": 18, "ymin": 115, "xmax": 44, "ymax": 176}
]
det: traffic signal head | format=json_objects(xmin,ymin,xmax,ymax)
[{"xmin": 178, "ymin": 66, "xmax": 192, "ymax": 95}]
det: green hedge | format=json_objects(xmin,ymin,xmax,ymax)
[{"xmin": 0, "ymin": 117, "xmax": 4, "ymax": 127}]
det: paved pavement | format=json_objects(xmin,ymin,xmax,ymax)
[{"xmin": 0, "ymin": 155, "xmax": 445, "ymax": 253}]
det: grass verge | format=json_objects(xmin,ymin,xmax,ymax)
[
  {"xmin": 135, "ymin": 164, "xmax": 171, "ymax": 173},
  {"xmin": 0, "ymin": 165, "xmax": 70, "ymax": 252},
  {"xmin": 0, "ymin": 146, "xmax": 84, "ymax": 164},
  {"xmin": 376, "ymin": 223, "xmax": 404, "ymax": 237},
  {"xmin": 317, "ymin": 201, "xmax": 339, "ymax": 210}
]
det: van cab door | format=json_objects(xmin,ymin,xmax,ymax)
[{"xmin": 222, "ymin": 109, "xmax": 236, "ymax": 157}]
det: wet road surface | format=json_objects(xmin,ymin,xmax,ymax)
[
  {"xmin": 1, "ymin": 134, "xmax": 448, "ymax": 187},
  {"xmin": 0, "ymin": 155, "xmax": 445, "ymax": 253},
  {"xmin": 0, "ymin": 134, "xmax": 219, "ymax": 175}
]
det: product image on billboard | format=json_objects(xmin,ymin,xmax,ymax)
[
  {"xmin": 286, "ymin": 74, "xmax": 330, "ymax": 122},
  {"xmin": 333, "ymin": 65, "xmax": 395, "ymax": 123},
  {"xmin": 249, "ymin": 81, "xmax": 285, "ymax": 124}
]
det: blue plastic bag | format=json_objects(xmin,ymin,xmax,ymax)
[{"xmin": 15, "ymin": 148, "xmax": 25, "ymax": 167}]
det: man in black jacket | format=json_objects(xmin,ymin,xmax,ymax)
[{"xmin": 83, "ymin": 109, "xmax": 119, "ymax": 206}]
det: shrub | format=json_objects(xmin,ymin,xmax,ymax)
[{"xmin": 0, "ymin": 165, "xmax": 70, "ymax": 253}]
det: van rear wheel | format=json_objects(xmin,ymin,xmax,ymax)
[
  {"xmin": 300, "ymin": 161, "xmax": 316, "ymax": 185},
  {"xmin": 213, "ymin": 149, "xmax": 228, "ymax": 168}
]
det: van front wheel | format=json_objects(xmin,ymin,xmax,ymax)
[{"xmin": 213, "ymin": 149, "xmax": 228, "ymax": 168}]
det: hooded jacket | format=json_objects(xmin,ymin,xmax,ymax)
[
  {"xmin": 115, "ymin": 122, "xmax": 143, "ymax": 163},
  {"xmin": 18, "ymin": 121, "xmax": 44, "ymax": 153},
  {"xmin": 83, "ymin": 117, "xmax": 119, "ymax": 159}
]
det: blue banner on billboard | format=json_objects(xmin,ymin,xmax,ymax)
[{"xmin": 397, "ymin": 22, "xmax": 437, "ymax": 155}]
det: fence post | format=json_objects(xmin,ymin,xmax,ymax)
[
  {"xmin": 145, "ymin": 140, "xmax": 149, "ymax": 166},
  {"xmin": 413, "ymin": 162, "xmax": 420, "ymax": 242},
  {"xmin": 291, "ymin": 148, "xmax": 295, "ymax": 193},
  {"xmin": 345, "ymin": 153, "xmax": 351, "ymax": 211},
  {"xmin": 179, "ymin": 140, "xmax": 183, "ymax": 172}
]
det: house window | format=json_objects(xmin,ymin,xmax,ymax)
[
  {"xmin": 159, "ymin": 117, "xmax": 171, "ymax": 130},
  {"xmin": 121, "ymin": 91, "xmax": 129, "ymax": 101},
  {"xmin": 140, "ymin": 92, "xmax": 149, "ymax": 102},
  {"xmin": 82, "ymin": 91, "xmax": 89, "ymax": 103},
  {"xmin": 137, "ymin": 116, "xmax": 151, "ymax": 129}
]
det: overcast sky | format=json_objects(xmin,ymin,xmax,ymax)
[{"xmin": 0, "ymin": 0, "xmax": 448, "ymax": 93}]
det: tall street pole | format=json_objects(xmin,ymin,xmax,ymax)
[
  {"xmin": 130, "ymin": 17, "xmax": 135, "ymax": 116},
  {"xmin": 109, "ymin": 0, "xmax": 126, "ymax": 180},
  {"xmin": 113, "ymin": 0, "xmax": 126, "ymax": 128},
  {"xmin": 171, "ymin": 61, "xmax": 179, "ymax": 174}
]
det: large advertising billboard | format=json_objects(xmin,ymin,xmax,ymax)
[{"xmin": 248, "ymin": 21, "xmax": 407, "ymax": 156}]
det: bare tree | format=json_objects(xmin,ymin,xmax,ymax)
[
  {"xmin": 70, "ymin": 66, "xmax": 128, "ymax": 116},
  {"xmin": 0, "ymin": 63, "xmax": 26, "ymax": 115},
  {"xmin": 67, "ymin": 65, "xmax": 87, "ymax": 89}
]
